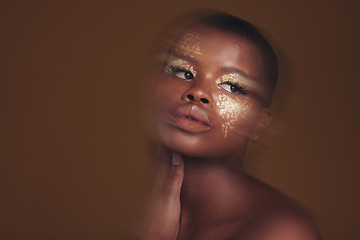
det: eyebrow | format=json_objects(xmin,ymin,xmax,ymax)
[
  {"xmin": 220, "ymin": 66, "xmax": 251, "ymax": 79},
  {"xmin": 169, "ymin": 52, "xmax": 199, "ymax": 65}
]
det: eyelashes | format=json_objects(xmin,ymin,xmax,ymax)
[
  {"xmin": 165, "ymin": 60, "xmax": 249, "ymax": 95},
  {"xmin": 216, "ymin": 73, "xmax": 249, "ymax": 96},
  {"xmin": 166, "ymin": 59, "xmax": 197, "ymax": 80},
  {"xmin": 168, "ymin": 66, "xmax": 195, "ymax": 79},
  {"xmin": 219, "ymin": 81, "xmax": 248, "ymax": 95}
]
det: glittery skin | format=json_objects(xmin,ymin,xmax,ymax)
[
  {"xmin": 166, "ymin": 59, "xmax": 197, "ymax": 77},
  {"xmin": 216, "ymin": 73, "xmax": 249, "ymax": 91},
  {"xmin": 173, "ymin": 30, "xmax": 201, "ymax": 57},
  {"xmin": 170, "ymin": 35, "xmax": 252, "ymax": 138},
  {"xmin": 216, "ymin": 92, "xmax": 251, "ymax": 138}
]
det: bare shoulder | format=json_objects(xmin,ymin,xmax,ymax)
[
  {"xmin": 177, "ymin": 168, "xmax": 320, "ymax": 240},
  {"xmin": 238, "ymin": 211, "xmax": 321, "ymax": 240},
  {"xmin": 234, "ymin": 173, "xmax": 321, "ymax": 240}
]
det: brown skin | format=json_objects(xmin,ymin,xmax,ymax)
[{"xmin": 140, "ymin": 25, "xmax": 320, "ymax": 240}]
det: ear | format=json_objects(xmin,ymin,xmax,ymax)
[{"xmin": 249, "ymin": 108, "xmax": 272, "ymax": 142}]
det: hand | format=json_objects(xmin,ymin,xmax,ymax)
[{"xmin": 140, "ymin": 152, "xmax": 184, "ymax": 240}]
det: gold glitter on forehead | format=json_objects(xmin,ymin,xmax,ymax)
[
  {"xmin": 216, "ymin": 93, "xmax": 251, "ymax": 138},
  {"xmin": 167, "ymin": 59, "xmax": 197, "ymax": 77},
  {"xmin": 173, "ymin": 30, "xmax": 201, "ymax": 57}
]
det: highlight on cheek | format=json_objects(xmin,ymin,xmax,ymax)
[
  {"xmin": 216, "ymin": 93, "xmax": 251, "ymax": 138},
  {"xmin": 173, "ymin": 30, "xmax": 201, "ymax": 57},
  {"xmin": 166, "ymin": 59, "xmax": 197, "ymax": 78}
]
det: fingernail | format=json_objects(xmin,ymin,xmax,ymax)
[{"xmin": 172, "ymin": 153, "xmax": 181, "ymax": 166}]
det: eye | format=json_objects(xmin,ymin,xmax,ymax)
[
  {"xmin": 168, "ymin": 66, "xmax": 195, "ymax": 80},
  {"xmin": 220, "ymin": 82, "xmax": 248, "ymax": 95},
  {"xmin": 175, "ymin": 70, "xmax": 194, "ymax": 80}
]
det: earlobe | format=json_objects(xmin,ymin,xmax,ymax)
[{"xmin": 249, "ymin": 108, "xmax": 272, "ymax": 143}]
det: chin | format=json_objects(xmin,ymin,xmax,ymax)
[
  {"xmin": 159, "ymin": 130, "xmax": 234, "ymax": 161},
  {"xmin": 159, "ymin": 129, "xmax": 211, "ymax": 158},
  {"xmin": 166, "ymin": 141, "xmax": 211, "ymax": 159},
  {"xmin": 156, "ymin": 120, "xmax": 249, "ymax": 160}
]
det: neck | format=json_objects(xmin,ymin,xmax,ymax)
[
  {"xmin": 178, "ymin": 153, "xmax": 244, "ymax": 222},
  {"xmin": 156, "ymin": 144, "xmax": 247, "ymax": 221}
]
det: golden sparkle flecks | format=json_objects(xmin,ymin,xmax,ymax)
[
  {"xmin": 173, "ymin": 30, "xmax": 201, "ymax": 57},
  {"xmin": 167, "ymin": 59, "xmax": 197, "ymax": 77},
  {"xmin": 216, "ymin": 73, "xmax": 249, "ymax": 92},
  {"xmin": 216, "ymin": 93, "xmax": 251, "ymax": 138}
]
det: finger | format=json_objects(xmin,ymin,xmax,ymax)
[
  {"xmin": 156, "ymin": 147, "xmax": 172, "ymax": 191},
  {"xmin": 164, "ymin": 153, "xmax": 184, "ymax": 199}
]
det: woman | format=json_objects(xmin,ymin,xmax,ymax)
[{"xmin": 139, "ymin": 11, "xmax": 320, "ymax": 240}]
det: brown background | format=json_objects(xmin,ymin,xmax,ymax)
[{"xmin": 0, "ymin": 0, "xmax": 359, "ymax": 239}]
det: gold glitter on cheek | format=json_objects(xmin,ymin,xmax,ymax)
[
  {"xmin": 173, "ymin": 30, "xmax": 201, "ymax": 57},
  {"xmin": 216, "ymin": 93, "xmax": 251, "ymax": 138}
]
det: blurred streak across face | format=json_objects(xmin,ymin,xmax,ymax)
[{"xmin": 154, "ymin": 24, "xmax": 271, "ymax": 161}]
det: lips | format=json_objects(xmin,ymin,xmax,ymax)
[{"xmin": 168, "ymin": 103, "xmax": 210, "ymax": 133}]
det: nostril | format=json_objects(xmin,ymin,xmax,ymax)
[
  {"xmin": 187, "ymin": 94, "xmax": 195, "ymax": 101},
  {"xmin": 200, "ymin": 98, "xmax": 209, "ymax": 103}
]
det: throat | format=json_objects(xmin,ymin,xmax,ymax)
[{"xmin": 180, "ymin": 160, "xmax": 233, "ymax": 215}]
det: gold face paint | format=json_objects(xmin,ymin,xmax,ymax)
[
  {"xmin": 216, "ymin": 73, "xmax": 249, "ymax": 93},
  {"xmin": 166, "ymin": 59, "xmax": 197, "ymax": 77},
  {"xmin": 216, "ymin": 73, "xmax": 251, "ymax": 137},
  {"xmin": 217, "ymin": 73, "xmax": 267, "ymax": 99},
  {"xmin": 216, "ymin": 93, "xmax": 251, "ymax": 138},
  {"xmin": 173, "ymin": 30, "xmax": 201, "ymax": 57}
]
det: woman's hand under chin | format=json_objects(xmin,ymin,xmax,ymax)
[{"xmin": 139, "ymin": 153, "xmax": 184, "ymax": 240}]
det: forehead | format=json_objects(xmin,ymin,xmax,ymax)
[{"xmin": 170, "ymin": 24, "xmax": 263, "ymax": 81}]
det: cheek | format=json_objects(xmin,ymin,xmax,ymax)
[{"xmin": 216, "ymin": 93, "xmax": 252, "ymax": 138}]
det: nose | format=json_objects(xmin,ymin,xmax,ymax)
[{"xmin": 182, "ymin": 81, "xmax": 212, "ymax": 106}]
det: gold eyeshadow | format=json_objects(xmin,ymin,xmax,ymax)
[
  {"xmin": 166, "ymin": 59, "xmax": 197, "ymax": 77},
  {"xmin": 216, "ymin": 73, "xmax": 248, "ymax": 90},
  {"xmin": 217, "ymin": 73, "xmax": 268, "ymax": 97},
  {"xmin": 216, "ymin": 93, "xmax": 251, "ymax": 138}
]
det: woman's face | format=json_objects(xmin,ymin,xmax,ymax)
[{"xmin": 154, "ymin": 25, "xmax": 270, "ymax": 160}]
